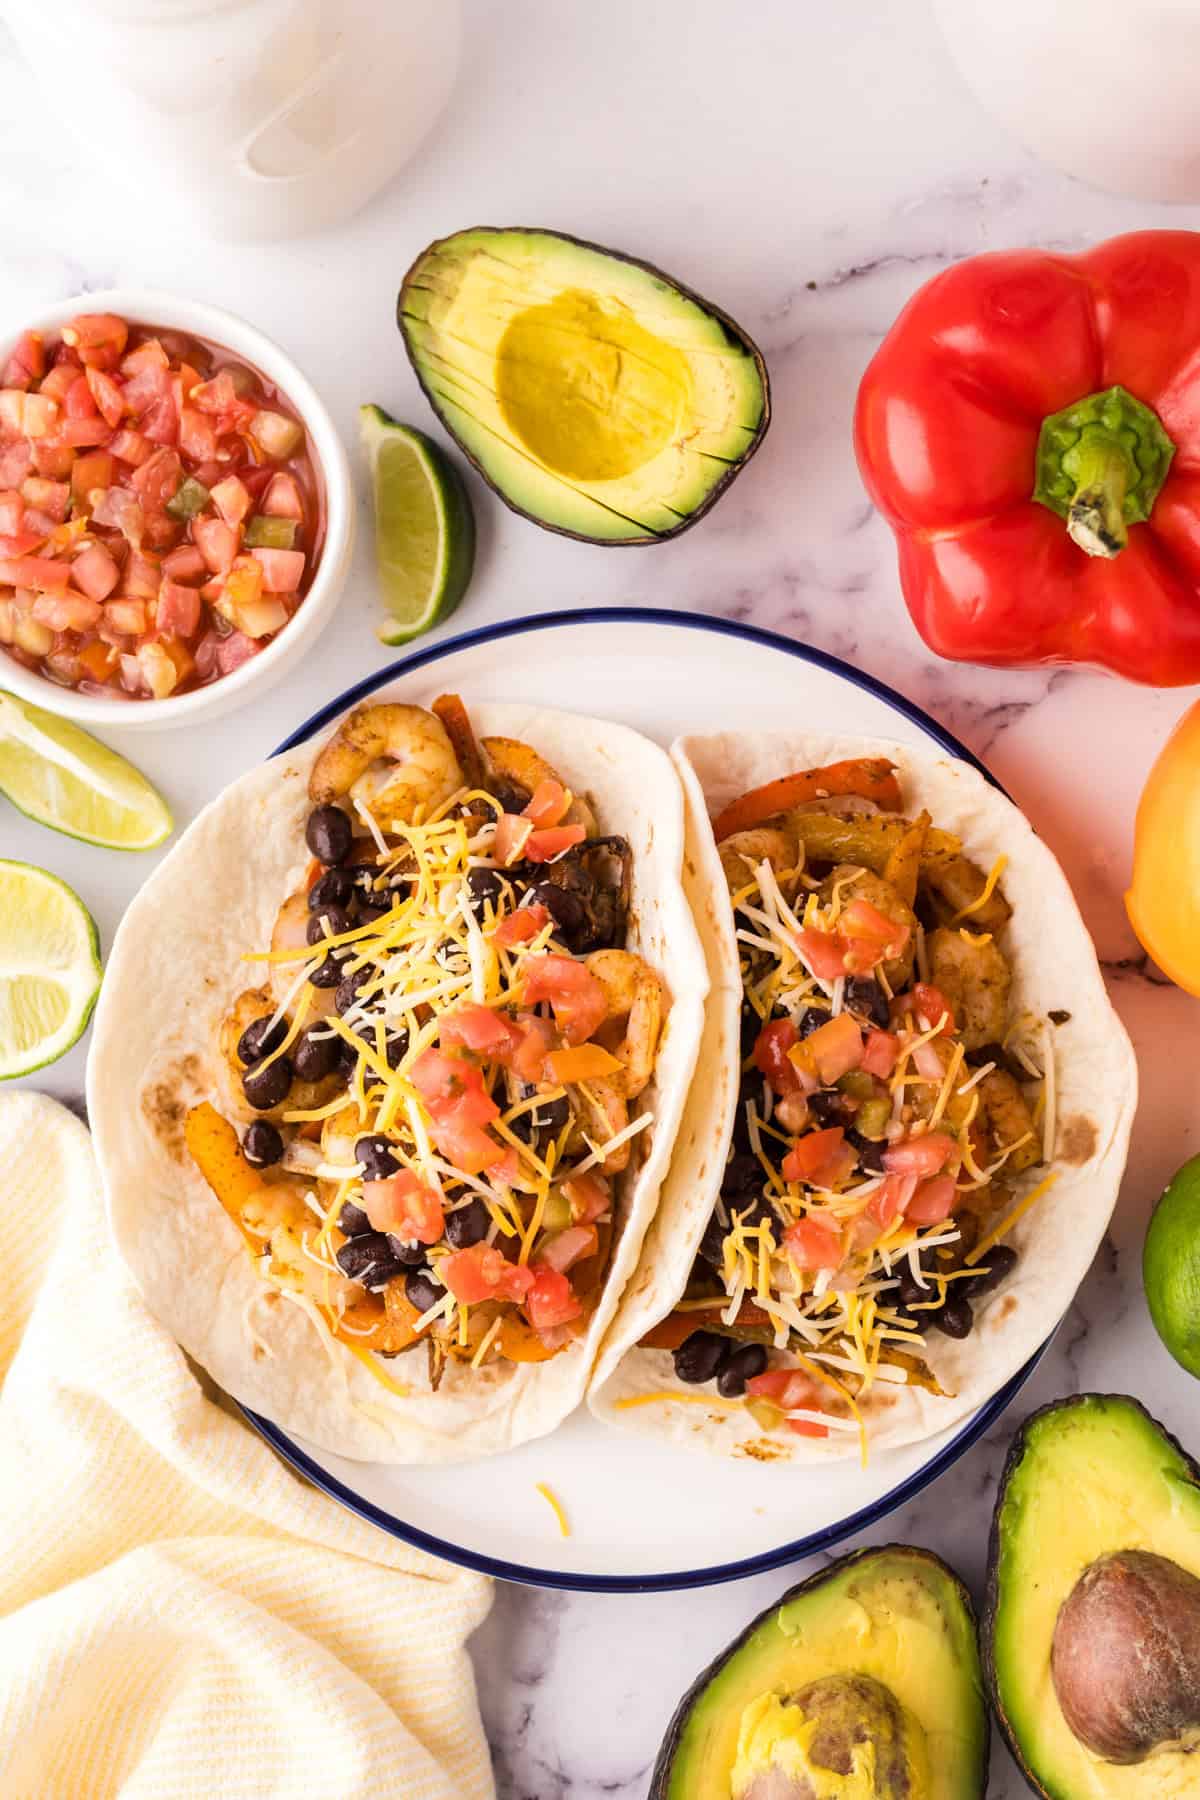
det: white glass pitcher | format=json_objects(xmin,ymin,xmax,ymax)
[
  {"xmin": 1, "ymin": 0, "xmax": 461, "ymax": 240},
  {"xmin": 934, "ymin": 0, "xmax": 1200, "ymax": 202}
]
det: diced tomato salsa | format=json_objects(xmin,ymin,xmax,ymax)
[{"xmin": 0, "ymin": 312, "xmax": 325, "ymax": 700}]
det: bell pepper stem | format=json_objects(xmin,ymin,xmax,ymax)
[
  {"xmin": 1066, "ymin": 436, "xmax": 1130, "ymax": 559},
  {"xmin": 1035, "ymin": 385, "xmax": 1176, "ymax": 558}
]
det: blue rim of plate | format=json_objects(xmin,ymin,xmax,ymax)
[{"xmin": 242, "ymin": 605, "xmax": 1046, "ymax": 1592}]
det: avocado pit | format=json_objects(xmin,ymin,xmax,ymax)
[
  {"xmin": 733, "ymin": 1674, "xmax": 927, "ymax": 1800},
  {"xmin": 1051, "ymin": 1549, "xmax": 1200, "ymax": 1763}
]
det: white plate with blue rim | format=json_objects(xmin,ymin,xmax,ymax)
[{"xmin": 242, "ymin": 607, "xmax": 1045, "ymax": 1591}]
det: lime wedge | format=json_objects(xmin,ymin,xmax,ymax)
[
  {"xmin": 360, "ymin": 403, "xmax": 476, "ymax": 646},
  {"xmin": 0, "ymin": 690, "xmax": 172, "ymax": 850},
  {"xmin": 0, "ymin": 860, "xmax": 101, "ymax": 1078}
]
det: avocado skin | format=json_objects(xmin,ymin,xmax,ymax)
[
  {"xmin": 397, "ymin": 225, "xmax": 771, "ymax": 546},
  {"xmin": 648, "ymin": 1543, "xmax": 988, "ymax": 1799},
  {"xmin": 983, "ymin": 1392, "xmax": 1200, "ymax": 1800}
]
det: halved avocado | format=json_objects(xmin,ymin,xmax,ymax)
[
  {"xmin": 985, "ymin": 1393, "xmax": 1200, "ymax": 1798},
  {"xmin": 651, "ymin": 1545, "xmax": 988, "ymax": 1799},
  {"xmin": 398, "ymin": 226, "xmax": 770, "ymax": 544}
]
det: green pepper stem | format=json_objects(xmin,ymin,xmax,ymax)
[
  {"xmin": 1034, "ymin": 385, "xmax": 1175, "ymax": 558},
  {"xmin": 1066, "ymin": 436, "xmax": 1130, "ymax": 559}
]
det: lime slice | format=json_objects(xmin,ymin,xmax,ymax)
[
  {"xmin": 0, "ymin": 690, "xmax": 172, "ymax": 850},
  {"xmin": 360, "ymin": 403, "xmax": 476, "ymax": 645},
  {"xmin": 1144, "ymin": 1154, "xmax": 1200, "ymax": 1379},
  {"xmin": 0, "ymin": 860, "xmax": 101, "ymax": 1078}
]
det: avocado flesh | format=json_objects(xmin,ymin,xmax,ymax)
[
  {"xmin": 989, "ymin": 1395, "xmax": 1200, "ymax": 1799},
  {"xmin": 400, "ymin": 227, "xmax": 768, "ymax": 542},
  {"xmin": 654, "ymin": 1548, "xmax": 987, "ymax": 1800}
]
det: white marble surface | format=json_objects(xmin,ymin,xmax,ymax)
[{"xmin": 4, "ymin": 1, "xmax": 1200, "ymax": 1793}]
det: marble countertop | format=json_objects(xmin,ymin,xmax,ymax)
[{"xmin": 4, "ymin": 1, "xmax": 1200, "ymax": 1793}]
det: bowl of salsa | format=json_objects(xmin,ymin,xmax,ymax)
[{"xmin": 0, "ymin": 290, "xmax": 352, "ymax": 727}]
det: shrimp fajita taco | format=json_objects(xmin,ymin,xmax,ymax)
[
  {"xmin": 89, "ymin": 696, "xmax": 707, "ymax": 1462},
  {"xmin": 590, "ymin": 729, "xmax": 1137, "ymax": 1464}
]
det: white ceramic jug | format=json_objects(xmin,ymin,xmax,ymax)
[
  {"xmin": 1, "ymin": 0, "xmax": 461, "ymax": 240},
  {"xmin": 934, "ymin": 0, "xmax": 1200, "ymax": 202}
]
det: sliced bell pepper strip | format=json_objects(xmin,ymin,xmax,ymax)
[{"xmin": 712, "ymin": 758, "xmax": 902, "ymax": 840}]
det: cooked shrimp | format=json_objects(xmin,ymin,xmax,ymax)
[
  {"xmin": 719, "ymin": 827, "xmax": 797, "ymax": 896},
  {"xmin": 219, "ymin": 983, "xmax": 339, "ymax": 1122},
  {"xmin": 308, "ymin": 703, "xmax": 464, "ymax": 820},
  {"xmin": 220, "ymin": 986, "xmax": 277, "ymax": 1080},
  {"xmin": 978, "ymin": 1068, "xmax": 1042, "ymax": 1173},
  {"xmin": 482, "ymin": 734, "xmax": 597, "ymax": 834},
  {"xmin": 321, "ymin": 1103, "xmax": 364, "ymax": 1167},
  {"xmin": 927, "ymin": 926, "xmax": 1011, "ymax": 1050},
  {"xmin": 270, "ymin": 890, "xmax": 337, "ymax": 1019},
  {"xmin": 574, "ymin": 1076, "xmax": 633, "ymax": 1172},
  {"xmin": 584, "ymin": 948, "xmax": 664, "ymax": 1098}
]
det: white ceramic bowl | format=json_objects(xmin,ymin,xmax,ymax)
[{"xmin": 0, "ymin": 288, "xmax": 353, "ymax": 730}]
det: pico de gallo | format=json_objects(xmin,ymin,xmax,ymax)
[
  {"xmin": 184, "ymin": 694, "xmax": 667, "ymax": 1395},
  {"xmin": 0, "ymin": 310, "xmax": 323, "ymax": 699},
  {"xmin": 640, "ymin": 758, "xmax": 1058, "ymax": 1456}
]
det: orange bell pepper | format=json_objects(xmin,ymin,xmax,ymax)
[{"xmin": 1127, "ymin": 699, "xmax": 1200, "ymax": 993}]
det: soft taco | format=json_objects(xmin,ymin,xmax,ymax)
[
  {"xmin": 89, "ymin": 696, "xmax": 707, "ymax": 1463},
  {"xmin": 589, "ymin": 730, "xmax": 1137, "ymax": 1463}
]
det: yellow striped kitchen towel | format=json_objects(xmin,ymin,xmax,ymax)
[{"xmin": 0, "ymin": 1090, "xmax": 496, "ymax": 1800}]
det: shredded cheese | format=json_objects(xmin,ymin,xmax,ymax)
[
  {"xmin": 965, "ymin": 1172, "xmax": 1060, "ymax": 1266},
  {"xmin": 535, "ymin": 1483, "xmax": 571, "ymax": 1538},
  {"xmin": 612, "ymin": 1391, "xmax": 743, "ymax": 1412},
  {"xmin": 951, "ymin": 854, "xmax": 1008, "ymax": 922}
]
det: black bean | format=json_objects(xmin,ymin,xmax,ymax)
[
  {"xmin": 385, "ymin": 1234, "xmax": 430, "ymax": 1266},
  {"xmin": 306, "ymin": 804, "xmax": 352, "ymax": 865},
  {"xmin": 964, "ymin": 1243, "xmax": 1018, "ymax": 1299},
  {"xmin": 735, "ymin": 1194, "xmax": 778, "ymax": 1232},
  {"xmin": 466, "ymin": 867, "xmax": 505, "ymax": 916},
  {"xmin": 307, "ymin": 904, "xmax": 352, "ymax": 945},
  {"xmin": 364, "ymin": 1030, "xmax": 410, "ymax": 1088},
  {"xmin": 335, "ymin": 1232, "xmax": 402, "ymax": 1289},
  {"xmin": 673, "ymin": 1330, "xmax": 731, "ymax": 1385},
  {"xmin": 242, "ymin": 1120, "xmax": 283, "ymax": 1168},
  {"xmin": 893, "ymin": 1265, "xmax": 929, "ymax": 1309},
  {"xmin": 490, "ymin": 781, "xmax": 529, "ymax": 815},
  {"xmin": 335, "ymin": 965, "xmax": 372, "ymax": 1014},
  {"xmin": 355, "ymin": 1134, "xmax": 399, "ymax": 1178},
  {"xmin": 846, "ymin": 1128, "xmax": 886, "ymax": 1174},
  {"xmin": 510, "ymin": 1091, "xmax": 571, "ymax": 1145},
  {"xmin": 740, "ymin": 1007, "xmax": 762, "ymax": 1060},
  {"xmin": 309, "ymin": 951, "xmax": 347, "ymax": 988},
  {"xmin": 721, "ymin": 1152, "xmax": 762, "ymax": 1200},
  {"xmin": 405, "ymin": 1268, "xmax": 442, "ymax": 1314},
  {"xmin": 237, "ymin": 1014, "xmax": 286, "ymax": 1065},
  {"xmin": 292, "ymin": 1027, "xmax": 337, "ymax": 1082},
  {"xmin": 531, "ymin": 881, "xmax": 587, "ymax": 937},
  {"xmin": 717, "ymin": 1342, "xmax": 768, "ymax": 1397},
  {"xmin": 242, "ymin": 1055, "xmax": 293, "ymax": 1111},
  {"xmin": 798, "ymin": 1005, "xmax": 832, "ymax": 1038},
  {"xmin": 338, "ymin": 1200, "xmax": 371, "ymax": 1238},
  {"xmin": 930, "ymin": 1292, "xmax": 974, "ymax": 1339},
  {"xmin": 334, "ymin": 1034, "xmax": 359, "ymax": 1077},
  {"xmin": 697, "ymin": 1213, "xmax": 729, "ymax": 1270},
  {"xmin": 308, "ymin": 866, "xmax": 355, "ymax": 912},
  {"xmin": 844, "ymin": 975, "xmax": 890, "ymax": 1029},
  {"xmin": 349, "ymin": 865, "xmax": 383, "ymax": 904},
  {"xmin": 808, "ymin": 1089, "xmax": 847, "ymax": 1126},
  {"xmin": 443, "ymin": 1197, "xmax": 489, "ymax": 1249}
]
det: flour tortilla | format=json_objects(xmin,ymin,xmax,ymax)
[
  {"xmin": 589, "ymin": 730, "xmax": 1138, "ymax": 1464},
  {"xmin": 88, "ymin": 701, "xmax": 707, "ymax": 1464}
]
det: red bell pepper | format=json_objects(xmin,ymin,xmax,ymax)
[{"xmin": 855, "ymin": 230, "xmax": 1200, "ymax": 686}]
